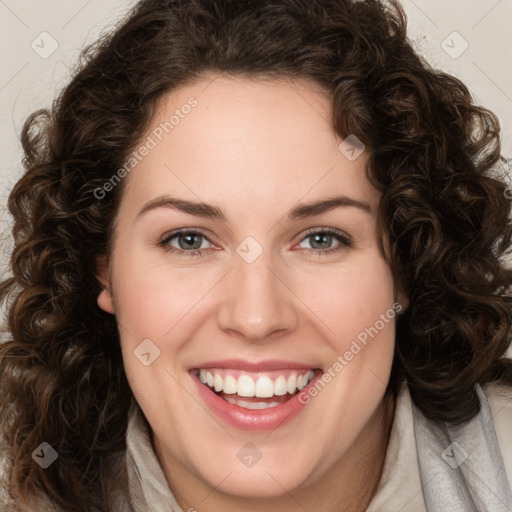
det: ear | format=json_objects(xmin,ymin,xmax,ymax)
[{"xmin": 95, "ymin": 255, "xmax": 115, "ymax": 314}]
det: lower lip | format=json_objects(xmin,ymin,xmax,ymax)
[{"xmin": 191, "ymin": 371, "xmax": 322, "ymax": 431}]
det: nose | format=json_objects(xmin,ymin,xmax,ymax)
[{"xmin": 216, "ymin": 249, "xmax": 299, "ymax": 343}]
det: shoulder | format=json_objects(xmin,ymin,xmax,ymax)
[{"xmin": 482, "ymin": 381, "xmax": 512, "ymax": 488}]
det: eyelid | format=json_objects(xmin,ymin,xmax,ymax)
[
  {"xmin": 297, "ymin": 226, "xmax": 352, "ymax": 245},
  {"xmin": 293, "ymin": 226, "xmax": 352, "ymax": 255},
  {"xmin": 160, "ymin": 227, "xmax": 217, "ymax": 245}
]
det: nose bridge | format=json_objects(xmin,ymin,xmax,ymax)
[{"xmin": 216, "ymin": 240, "xmax": 298, "ymax": 341}]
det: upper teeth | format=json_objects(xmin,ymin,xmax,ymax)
[{"xmin": 198, "ymin": 369, "xmax": 315, "ymax": 398}]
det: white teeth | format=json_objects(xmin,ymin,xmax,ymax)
[
  {"xmin": 223, "ymin": 375, "xmax": 237, "ymax": 394},
  {"xmin": 237, "ymin": 375, "xmax": 255, "ymax": 397},
  {"xmin": 223, "ymin": 395, "xmax": 281, "ymax": 409},
  {"xmin": 213, "ymin": 373, "xmax": 223, "ymax": 392},
  {"xmin": 255, "ymin": 376, "xmax": 274, "ymax": 398},
  {"xmin": 274, "ymin": 376, "xmax": 288, "ymax": 396},
  {"xmin": 198, "ymin": 369, "xmax": 316, "ymax": 398},
  {"xmin": 287, "ymin": 374, "xmax": 297, "ymax": 394}
]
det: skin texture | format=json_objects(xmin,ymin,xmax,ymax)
[{"xmin": 97, "ymin": 74, "xmax": 406, "ymax": 511}]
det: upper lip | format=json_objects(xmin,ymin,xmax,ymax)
[{"xmin": 190, "ymin": 359, "xmax": 320, "ymax": 372}]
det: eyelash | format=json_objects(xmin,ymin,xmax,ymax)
[{"xmin": 158, "ymin": 227, "xmax": 352, "ymax": 258}]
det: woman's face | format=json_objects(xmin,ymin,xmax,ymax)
[{"xmin": 98, "ymin": 75, "xmax": 404, "ymax": 502}]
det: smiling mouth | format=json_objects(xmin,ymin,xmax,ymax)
[{"xmin": 191, "ymin": 368, "xmax": 321, "ymax": 410}]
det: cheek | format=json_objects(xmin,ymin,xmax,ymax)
[
  {"xmin": 110, "ymin": 248, "xmax": 213, "ymax": 339},
  {"xmin": 297, "ymin": 254, "xmax": 396, "ymax": 347}
]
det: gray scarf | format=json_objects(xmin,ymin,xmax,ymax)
[
  {"xmin": 412, "ymin": 384, "xmax": 512, "ymax": 511},
  {"xmin": 120, "ymin": 385, "xmax": 512, "ymax": 511}
]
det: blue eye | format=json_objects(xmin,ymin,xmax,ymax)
[
  {"xmin": 296, "ymin": 228, "xmax": 352, "ymax": 255},
  {"xmin": 159, "ymin": 228, "xmax": 352, "ymax": 257},
  {"xmin": 160, "ymin": 230, "xmax": 212, "ymax": 257}
]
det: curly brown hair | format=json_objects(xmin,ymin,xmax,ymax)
[{"xmin": 1, "ymin": 0, "xmax": 512, "ymax": 510}]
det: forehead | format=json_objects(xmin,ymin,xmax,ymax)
[{"xmin": 119, "ymin": 74, "xmax": 379, "ymax": 217}]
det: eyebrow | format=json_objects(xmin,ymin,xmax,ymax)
[{"xmin": 137, "ymin": 194, "xmax": 372, "ymax": 221}]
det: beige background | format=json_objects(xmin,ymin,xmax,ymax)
[{"xmin": 1, "ymin": 0, "xmax": 511, "ymax": 273}]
